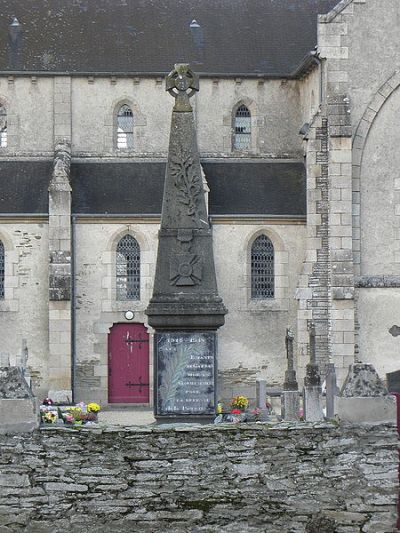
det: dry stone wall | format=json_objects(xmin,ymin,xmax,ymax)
[{"xmin": 0, "ymin": 422, "xmax": 397, "ymax": 533}]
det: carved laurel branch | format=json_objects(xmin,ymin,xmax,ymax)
[
  {"xmin": 170, "ymin": 150, "xmax": 202, "ymax": 225},
  {"xmin": 159, "ymin": 343, "xmax": 198, "ymax": 411}
]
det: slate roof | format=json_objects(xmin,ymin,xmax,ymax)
[
  {"xmin": 0, "ymin": 0, "xmax": 338, "ymax": 76},
  {"xmin": 0, "ymin": 160, "xmax": 305, "ymax": 217},
  {"xmin": 0, "ymin": 160, "xmax": 50, "ymax": 214}
]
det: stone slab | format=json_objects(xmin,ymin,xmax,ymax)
[
  {"xmin": 304, "ymin": 386, "xmax": 324, "ymax": 421},
  {"xmin": 0, "ymin": 398, "xmax": 39, "ymax": 434},
  {"xmin": 282, "ymin": 390, "xmax": 300, "ymax": 421},
  {"xmin": 334, "ymin": 396, "xmax": 396, "ymax": 423}
]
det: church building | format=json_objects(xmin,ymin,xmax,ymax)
[{"xmin": 0, "ymin": 0, "xmax": 398, "ymax": 406}]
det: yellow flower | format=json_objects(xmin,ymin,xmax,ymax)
[{"xmin": 87, "ymin": 402, "xmax": 101, "ymax": 413}]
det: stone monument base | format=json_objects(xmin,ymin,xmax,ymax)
[
  {"xmin": 334, "ymin": 395, "xmax": 396, "ymax": 423},
  {"xmin": 0, "ymin": 398, "xmax": 38, "ymax": 434},
  {"xmin": 303, "ymin": 386, "xmax": 324, "ymax": 421},
  {"xmin": 282, "ymin": 390, "xmax": 300, "ymax": 421},
  {"xmin": 0, "ymin": 367, "xmax": 38, "ymax": 433}
]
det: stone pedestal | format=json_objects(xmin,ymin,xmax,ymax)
[
  {"xmin": 282, "ymin": 390, "xmax": 300, "ymax": 421},
  {"xmin": 335, "ymin": 363, "xmax": 396, "ymax": 423},
  {"xmin": 0, "ymin": 367, "xmax": 38, "ymax": 434},
  {"xmin": 303, "ymin": 386, "xmax": 324, "ymax": 421}
]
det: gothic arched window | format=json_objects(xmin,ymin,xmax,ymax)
[
  {"xmin": 234, "ymin": 105, "xmax": 251, "ymax": 150},
  {"xmin": 251, "ymin": 235, "xmax": 274, "ymax": 299},
  {"xmin": 0, "ymin": 240, "xmax": 4, "ymax": 299},
  {"xmin": 116, "ymin": 235, "xmax": 140, "ymax": 300},
  {"xmin": 0, "ymin": 104, "xmax": 7, "ymax": 148},
  {"xmin": 117, "ymin": 104, "xmax": 134, "ymax": 150}
]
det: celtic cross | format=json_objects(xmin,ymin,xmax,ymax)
[{"xmin": 166, "ymin": 64, "xmax": 199, "ymax": 112}]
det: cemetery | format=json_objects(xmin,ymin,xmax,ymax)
[{"xmin": 0, "ymin": 1, "xmax": 400, "ymax": 531}]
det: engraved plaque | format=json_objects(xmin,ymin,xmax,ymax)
[{"xmin": 155, "ymin": 332, "xmax": 216, "ymax": 416}]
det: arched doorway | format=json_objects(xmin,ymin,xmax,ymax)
[{"xmin": 108, "ymin": 323, "xmax": 150, "ymax": 403}]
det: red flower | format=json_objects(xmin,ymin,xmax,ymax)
[{"xmin": 231, "ymin": 409, "xmax": 241, "ymax": 414}]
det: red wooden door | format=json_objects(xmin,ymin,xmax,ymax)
[{"xmin": 108, "ymin": 323, "xmax": 150, "ymax": 403}]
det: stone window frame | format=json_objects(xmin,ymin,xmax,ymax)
[
  {"xmin": 0, "ymin": 230, "xmax": 19, "ymax": 312},
  {"xmin": 107, "ymin": 97, "xmax": 147, "ymax": 155},
  {"xmin": 102, "ymin": 227, "xmax": 151, "ymax": 314},
  {"xmin": 231, "ymin": 98, "xmax": 258, "ymax": 154},
  {"xmin": 0, "ymin": 97, "xmax": 8, "ymax": 150},
  {"xmin": 116, "ymin": 234, "xmax": 141, "ymax": 302},
  {"xmin": 250, "ymin": 234, "xmax": 275, "ymax": 299},
  {"xmin": 244, "ymin": 227, "xmax": 289, "ymax": 311},
  {"xmin": 116, "ymin": 104, "xmax": 134, "ymax": 150}
]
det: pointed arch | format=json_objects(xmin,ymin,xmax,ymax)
[
  {"xmin": 0, "ymin": 102, "xmax": 7, "ymax": 148},
  {"xmin": 0, "ymin": 239, "xmax": 4, "ymax": 299},
  {"xmin": 250, "ymin": 234, "xmax": 274, "ymax": 299},
  {"xmin": 116, "ymin": 103, "xmax": 134, "ymax": 150},
  {"xmin": 116, "ymin": 234, "xmax": 140, "ymax": 300},
  {"xmin": 233, "ymin": 104, "xmax": 251, "ymax": 150}
]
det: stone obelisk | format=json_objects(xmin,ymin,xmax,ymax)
[{"xmin": 145, "ymin": 64, "xmax": 227, "ymax": 421}]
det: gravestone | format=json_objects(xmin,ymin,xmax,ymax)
[
  {"xmin": 335, "ymin": 363, "xmax": 396, "ymax": 423},
  {"xmin": 325, "ymin": 363, "xmax": 339, "ymax": 419},
  {"xmin": 0, "ymin": 367, "xmax": 38, "ymax": 433},
  {"xmin": 282, "ymin": 327, "xmax": 300, "ymax": 421},
  {"xmin": 303, "ymin": 322, "xmax": 324, "ymax": 421},
  {"xmin": 146, "ymin": 64, "xmax": 227, "ymax": 421}
]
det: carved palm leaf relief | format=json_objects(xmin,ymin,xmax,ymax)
[
  {"xmin": 159, "ymin": 343, "xmax": 200, "ymax": 410},
  {"xmin": 170, "ymin": 150, "xmax": 202, "ymax": 224}
]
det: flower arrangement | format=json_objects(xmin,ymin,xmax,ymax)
[
  {"xmin": 87, "ymin": 402, "xmax": 101, "ymax": 413},
  {"xmin": 40, "ymin": 401, "xmax": 101, "ymax": 427},
  {"xmin": 42, "ymin": 411, "xmax": 57, "ymax": 424},
  {"xmin": 230, "ymin": 395, "xmax": 249, "ymax": 411}
]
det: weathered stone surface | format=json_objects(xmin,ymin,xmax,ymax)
[
  {"xmin": 335, "ymin": 396, "xmax": 396, "ymax": 423},
  {"xmin": 0, "ymin": 423, "xmax": 396, "ymax": 531},
  {"xmin": 145, "ymin": 64, "xmax": 227, "ymax": 330},
  {"xmin": 341, "ymin": 363, "xmax": 387, "ymax": 397},
  {"xmin": 0, "ymin": 368, "xmax": 38, "ymax": 434}
]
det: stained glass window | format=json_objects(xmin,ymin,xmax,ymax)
[
  {"xmin": 0, "ymin": 105, "xmax": 7, "ymax": 148},
  {"xmin": 117, "ymin": 104, "xmax": 133, "ymax": 149},
  {"xmin": 116, "ymin": 235, "xmax": 140, "ymax": 300},
  {"xmin": 0, "ymin": 241, "xmax": 4, "ymax": 299},
  {"xmin": 251, "ymin": 235, "xmax": 274, "ymax": 299},
  {"xmin": 234, "ymin": 105, "xmax": 251, "ymax": 150}
]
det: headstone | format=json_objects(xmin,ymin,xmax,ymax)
[
  {"xmin": 282, "ymin": 327, "xmax": 300, "ymax": 421},
  {"xmin": 325, "ymin": 363, "xmax": 338, "ymax": 419},
  {"xmin": 0, "ymin": 367, "xmax": 38, "ymax": 433},
  {"xmin": 145, "ymin": 64, "xmax": 227, "ymax": 421},
  {"xmin": 303, "ymin": 322, "xmax": 324, "ymax": 421},
  {"xmin": 255, "ymin": 379, "xmax": 270, "ymax": 420},
  {"xmin": 335, "ymin": 363, "xmax": 396, "ymax": 423}
]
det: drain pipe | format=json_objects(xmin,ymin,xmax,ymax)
[{"xmin": 71, "ymin": 214, "xmax": 77, "ymax": 403}]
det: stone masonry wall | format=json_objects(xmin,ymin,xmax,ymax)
[{"xmin": 0, "ymin": 422, "xmax": 397, "ymax": 532}]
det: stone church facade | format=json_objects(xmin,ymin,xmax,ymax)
[{"xmin": 0, "ymin": 0, "xmax": 398, "ymax": 405}]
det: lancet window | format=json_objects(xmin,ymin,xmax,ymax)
[
  {"xmin": 234, "ymin": 105, "xmax": 251, "ymax": 150},
  {"xmin": 116, "ymin": 235, "xmax": 140, "ymax": 300},
  {"xmin": 251, "ymin": 235, "xmax": 274, "ymax": 299},
  {"xmin": 0, "ymin": 240, "xmax": 4, "ymax": 299},
  {"xmin": 117, "ymin": 104, "xmax": 134, "ymax": 149},
  {"xmin": 0, "ymin": 104, "xmax": 7, "ymax": 148}
]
